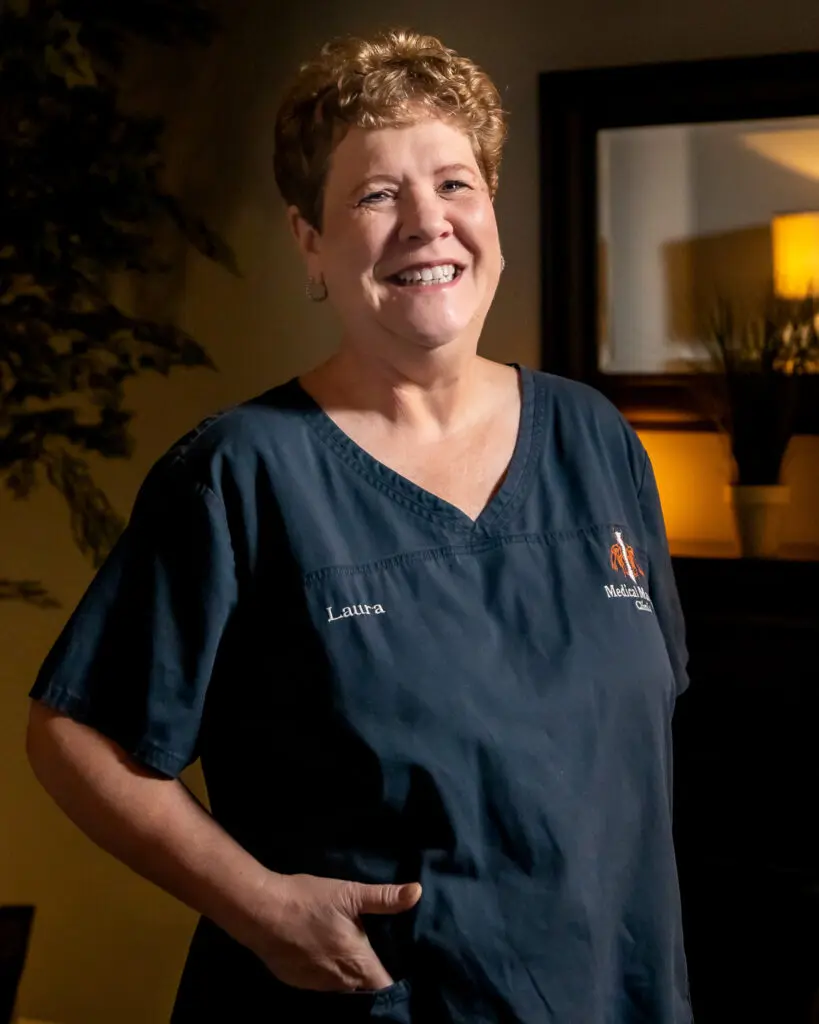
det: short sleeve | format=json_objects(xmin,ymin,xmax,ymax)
[
  {"xmin": 29, "ymin": 460, "xmax": 239, "ymax": 777},
  {"xmin": 637, "ymin": 449, "xmax": 690, "ymax": 696}
]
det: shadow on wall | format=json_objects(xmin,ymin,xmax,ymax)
[{"xmin": 663, "ymin": 224, "xmax": 772, "ymax": 358}]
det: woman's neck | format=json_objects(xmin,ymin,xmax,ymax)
[{"xmin": 300, "ymin": 347, "xmax": 506, "ymax": 440}]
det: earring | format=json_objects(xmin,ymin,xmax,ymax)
[
  {"xmin": 306, "ymin": 276, "xmax": 328, "ymax": 302},
  {"xmin": 500, "ymin": 254, "xmax": 506, "ymax": 272}
]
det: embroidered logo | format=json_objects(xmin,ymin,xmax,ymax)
[
  {"xmin": 604, "ymin": 529, "xmax": 653, "ymax": 613},
  {"xmin": 326, "ymin": 603, "xmax": 385, "ymax": 623},
  {"xmin": 609, "ymin": 531, "xmax": 645, "ymax": 583}
]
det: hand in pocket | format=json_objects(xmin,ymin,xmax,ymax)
[{"xmin": 247, "ymin": 872, "xmax": 421, "ymax": 993}]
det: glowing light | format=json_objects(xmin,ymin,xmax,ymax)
[{"xmin": 772, "ymin": 211, "xmax": 819, "ymax": 299}]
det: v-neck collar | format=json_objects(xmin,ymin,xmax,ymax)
[{"xmin": 290, "ymin": 363, "xmax": 543, "ymax": 535}]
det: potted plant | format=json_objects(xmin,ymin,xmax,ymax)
[
  {"xmin": 701, "ymin": 297, "xmax": 819, "ymax": 557},
  {"xmin": 0, "ymin": 0, "xmax": 238, "ymax": 605}
]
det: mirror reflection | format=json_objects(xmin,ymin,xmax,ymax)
[{"xmin": 597, "ymin": 115, "xmax": 819, "ymax": 374}]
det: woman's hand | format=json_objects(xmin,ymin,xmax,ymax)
[
  {"xmin": 25, "ymin": 708, "xmax": 420, "ymax": 996},
  {"xmin": 249, "ymin": 873, "xmax": 422, "ymax": 992}
]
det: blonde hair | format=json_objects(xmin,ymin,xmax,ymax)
[{"xmin": 274, "ymin": 28, "xmax": 507, "ymax": 229}]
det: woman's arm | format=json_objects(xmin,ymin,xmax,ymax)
[
  {"xmin": 26, "ymin": 700, "xmax": 274, "ymax": 946},
  {"xmin": 26, "ymin": 701, "xmax": 420, "ymax": 992}
]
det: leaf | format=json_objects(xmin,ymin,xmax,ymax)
[
  {"xmin": 0, "ymin": 578, "xmax": 60, "ymax": 608},
  {"xmin": 42, "ymin": 448, "xmax": 125, "ymax": 566},
  {"xmin": 5, "ymin": 459, "xmax": 37, "ymax": 497},
  {"xmin": 158, "ymin": 194, "xmax": 241, "ymax": 276}
]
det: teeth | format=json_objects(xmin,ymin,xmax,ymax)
[{"xmin": 396, "ymin": 263, "xmax": 458, "ymax": 285}]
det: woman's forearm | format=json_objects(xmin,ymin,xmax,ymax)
[{"xmin": 26, "ymin": 701, "xmax": 281, "ymax": 952}]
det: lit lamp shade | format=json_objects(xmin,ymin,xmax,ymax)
[{"xmin": 772, "ymin": 211, "xmax": 819, "ymax": 298}]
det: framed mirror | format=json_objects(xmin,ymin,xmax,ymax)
[{"xmin": 539, "ymin": 51, "xmax": 819, "ymax": 431}]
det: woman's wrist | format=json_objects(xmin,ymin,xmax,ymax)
[{"xmin": 214, "ymin": 864, "xmax": 292, "ymax": 953}]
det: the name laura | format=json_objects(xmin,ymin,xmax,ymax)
[{"xmin": 326, "ymin": 604, "xmax": 385, "ymax": 622}]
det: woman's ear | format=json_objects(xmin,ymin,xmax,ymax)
[{"xmin": 288, "ymin": 206, "xmax": 322, "ymax": 269}]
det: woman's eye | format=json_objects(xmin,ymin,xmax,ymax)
[
  {"xmin": 359, "ymin": 190, "xmax": 394, "ymax": 205},
  {"xmin": 440, "ymin": 179, "xmax": 470, "ymax": 194}
]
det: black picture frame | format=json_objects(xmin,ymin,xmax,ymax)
[{"xmin": 539, "ymin": 50, "xmax": 819, "ymax": 433}]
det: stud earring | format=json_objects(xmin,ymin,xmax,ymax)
[
  {"xmin": 500, "ymin": 254, "xmax": 506, "ymax": 272},
  {"xmin": 306, "ymin": 276, "xmax": 328, "ymax": 302}
]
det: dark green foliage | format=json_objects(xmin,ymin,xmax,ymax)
[
  {"xmin": 702, "ymin": 297, "xmax": 819, "ymax": 485},
  {"xmin": 1, "ymin": 0, "xmax": 238, "ymax": 603}
]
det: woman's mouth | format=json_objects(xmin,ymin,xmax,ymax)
[{"xmin": 387, "ymin": 263, "xmax": 464, "ymax": 288}]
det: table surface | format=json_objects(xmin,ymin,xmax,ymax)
[{"xmin": 669, "ymin": 539, "xmax": 819, "ymax": 561}]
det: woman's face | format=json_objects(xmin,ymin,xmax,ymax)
[{"xmin": 290, "ymin": 116, "xmax": 502, "ymax": 357}]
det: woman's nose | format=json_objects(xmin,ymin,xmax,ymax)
[{"xmin": 398, "ymin": 191, "xmax": 451, "ymax": 243}]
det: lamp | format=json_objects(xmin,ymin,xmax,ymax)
[{"xmin": 771, "ymin": 211, "xmax": 819, "ymax": 299}]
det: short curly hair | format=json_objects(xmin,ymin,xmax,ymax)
[{"xmin": 274, "ymin": 28, "xmax": 507, "ymax": 229}]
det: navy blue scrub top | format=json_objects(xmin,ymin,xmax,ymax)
[{"xmin": 31, "ymin": 366, "xmax": 692, "ymax": 1023}]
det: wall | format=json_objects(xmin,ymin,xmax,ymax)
[
  {"xmin": 600, "ymin": 124, "xmax": 697, "ymax": 372},
  {"xmin": 4, "ymin": 1, "xmax": 819, "ymax": 1021}
]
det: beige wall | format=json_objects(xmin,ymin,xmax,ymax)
[{"xmin": 4, "ymin": 1, "xmax": 819, "ymax": 1021}]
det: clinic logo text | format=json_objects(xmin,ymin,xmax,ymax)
[{"xmin": 604, "ymin": 530, "xmax": 653, "ymax": 613}]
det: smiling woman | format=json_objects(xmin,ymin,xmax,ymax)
[
  {"xmin": 277, "ymin": 34, "xmax": 505, "ymax": 364},
  {"xmin": 293, "ymin": 118, "xmax": 501, "ymax": 358},
  {"xmin": 27, "ymin": 27, "xmax": 692, "ymax": 1024}
]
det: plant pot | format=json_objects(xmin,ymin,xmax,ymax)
[{"xmin": 725, "ymin": 484, "xmax": 790, "ymax": 558}]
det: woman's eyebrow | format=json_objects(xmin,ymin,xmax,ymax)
[
  {"xmin": 435, "ymin": 163, "xmax": 476, "ymax": 177},
  {"xmin": 347, "ymin": 175, "xmax": 400, "ymax": 199}
]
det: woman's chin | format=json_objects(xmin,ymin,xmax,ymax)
[{"xmin": 384, "ymin": 314, "xmax": 478, "ymax": 352}]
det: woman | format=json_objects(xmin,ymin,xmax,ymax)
[{"xmin": 27, "ymin": 28, "xmax": 692, "ymax": 1023}]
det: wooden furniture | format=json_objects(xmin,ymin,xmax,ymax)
[{"xmin": 671, "ymin": 553, "xmax": 819, "ymax": 1022}]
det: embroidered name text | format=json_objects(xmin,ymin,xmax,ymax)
[{"xmin": 327, "ymin": 604, "xmax": 386, "ymax": 622}]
